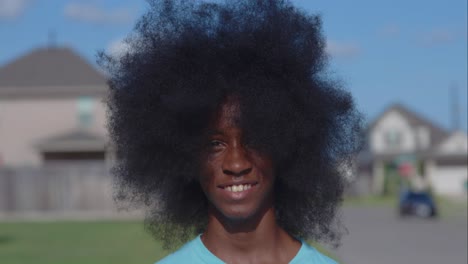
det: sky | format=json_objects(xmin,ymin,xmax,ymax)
[{"xmin": 1, "ymin": 0, "xmax": 467, "ymax": 131}]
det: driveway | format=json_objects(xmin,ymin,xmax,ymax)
[{"xmin": 332, "ymin": 206, "xmax": 467, "ymax": 264}]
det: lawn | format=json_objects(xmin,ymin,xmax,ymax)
[
  {"xmin": 343, "ymin": 194, "xmax": 397, "ymax": 207},
  {"xmin": 0, "ymin": 221, "xmax": 169, "ymax": 264},
  {"xmin": 344, "ymin": 194, "xmax": 468, "ymax": 218},
  {"xmin": 2, "ymin": 195, "xmax": 464, "ymax": 264},
  {"xmin": 0, "ymin": 221, "xmax": 338, "ymax": 264}
]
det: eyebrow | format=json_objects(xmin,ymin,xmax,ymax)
[{"xmin": 207, "ymin": 130, "xmax": 224, "ymax": 136}]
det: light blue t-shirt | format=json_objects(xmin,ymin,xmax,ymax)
[{"xmin": 156, "ymin": 235, "xmax": 338, "ymax": 264}]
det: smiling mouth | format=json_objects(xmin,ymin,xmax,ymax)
[{"xmin": 219, "ymin": 183, "xmax": 258, "ymax": 192}]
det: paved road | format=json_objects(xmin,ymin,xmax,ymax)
[{"xmin": 332, "ymin": 206, "xmax": 467, "ymax": 264}]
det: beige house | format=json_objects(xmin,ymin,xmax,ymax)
[
  {"xmin": 0, "ymin": 47, "xmax": 108, "ymax": 167},
  {"xmin": 358, "ymin": 104, "xmax": 468, "ymax": 197}
]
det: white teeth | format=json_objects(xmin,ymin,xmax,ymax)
[{"xmin": 225, "ymin": 184, "xmax": 252, "ymax": 192}]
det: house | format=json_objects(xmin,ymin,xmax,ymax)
[
  {"xmin": 0, "ymin": 47, "xmax": 121, "ymax": 216},
  {"xmin": 0, "ymin": 46, "xmax": 108, "ymax": 167},
  {"xmin": 426, "ymin": 130, "xmax": 468, "ymax": 196},
  {"xmin": 357, "ymin": 104, "xmax": 467, "ymax": 198}
]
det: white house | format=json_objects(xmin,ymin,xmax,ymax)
[
  {"xmin": 358, "ymin": 104, "xmax": 467, "ymax": 197},
  {"xmin": 426, "ymin": 131, "xmax": 468, "ymax": 196}
]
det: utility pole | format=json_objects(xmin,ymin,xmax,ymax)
[{"xmin": 450, "ymin": 82, "xmax": 460, "ymax": 132}]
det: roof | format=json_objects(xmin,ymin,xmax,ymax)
[
  {"xmin": 35, "ymin": 129, "xmax": 107, "ymax": 152},
  {"xmin": 0, "ymin": 47, "xmax": 107, "ymax": 98},
  {"xmin": 432, "ymin": 130, "xmax": 468, "ymax": 157},
  {"xmin": 369, "ymin": 103, "xmax": 449, "ymax": 148}
]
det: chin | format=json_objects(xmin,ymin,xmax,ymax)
[
  {"xmin": 217, "ymin": 204, "xmax": 265, "ymax": 222},
  {"xmin": 222, "ymin": 211, "xmax": 252, "ymax": 221}
]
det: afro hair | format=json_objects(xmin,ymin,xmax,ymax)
[{"xmin": 98, "ymin": 0, "xmax": 363, "ymax": 249}]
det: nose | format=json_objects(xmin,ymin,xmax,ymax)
[{"xmin": 222, "ymin": 145, "xmax": 252, "ymax": 177}]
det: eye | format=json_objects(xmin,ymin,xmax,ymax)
[
  {"xmin": 210, "ymin": 140, "xmax": 219, "ymax": 146},
  {"xmin": 207, "ymin": 140, "xmax": 225, "ymax": 152}
]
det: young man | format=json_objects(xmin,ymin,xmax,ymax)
[{"xmin": 99, "ymin": 0, "xmax": 362, "ymax": 263}]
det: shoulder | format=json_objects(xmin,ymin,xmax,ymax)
[
  {"xmin": 291, "ymin": 242, "xmax": 339, "ymax": 264},
  {"xmin": 155, "ymin": 239, "xmax": 198, "ymax": 264},
  {"xmin": 155, "ymin": 235, "xmax": 224, "ymax": 264}
]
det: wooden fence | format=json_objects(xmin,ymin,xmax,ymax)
[{"xmin": 0, "ymin": 162, "xmax": 139, "ymax": 219}]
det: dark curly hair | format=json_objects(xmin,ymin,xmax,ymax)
[{"xmin": 98, "ymin": 0, "xmax": 363, "ymax": 249}]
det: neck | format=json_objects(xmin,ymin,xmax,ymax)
[{"xmin": 201, "ymin": 206, "xmax": 300, "ymax": 263}]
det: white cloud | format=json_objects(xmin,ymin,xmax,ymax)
[
  {"xmin": 379, "ymin": 24, "xmax": 400, "ymax": 38},
  {"xmin": 419, "ymin": 28, "xmax": 457, "ymax": 46},
  {"xmin": 64, "ymin": 2, "xmax": 135, "ymax": 25},
  {"xmin": 107, "ymin": 38, "xmax": 133, "ymax": 58},
  {"xmin": 326, "ymin": 40, "xmax": 361, "ymax": 59},
  {"xmin": 0, "ymin": 0, "xmax": 33, "ymax": 19}
]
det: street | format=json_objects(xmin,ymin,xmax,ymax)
[{"xmin": 332, "ymin": 206, "xmax": 467, "ymax": 264}]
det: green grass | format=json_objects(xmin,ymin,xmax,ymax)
[
  {"xmin": 1, "ymin": 197, "xmax": 462, "ymax": 263},
  {"xmin": 343, "ymin": 194, "xmax": 467, "ymax": 219},
  {"xmin": 307, "ymin": 241, "xmax": 339, "ymax": 261},
  {"xmin": 0, "ymin": 221, "xmax": 338, "ymax": 264},
  {"xmin": 0, "ymin": 221, "xmax": 170, "ymax": 264},
  {"xmin": 343, "ymin": 194, "xmax": 397, "ymax": 207},
  {"xmin": 434, "ymin": 195, "xmax": 468, "ymax": 218}
]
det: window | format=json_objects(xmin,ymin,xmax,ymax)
[
  {"xmin": 385, "ymin": 130, "xmax": 402, "ymax": 149},
  {"xmin": 77, "ymin": 97, "xmax": 94, "ymax": 128}
]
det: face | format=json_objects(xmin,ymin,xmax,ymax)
[{"xmin": 199, "ymin": 99, "xmax": 275, "ymax": 221}]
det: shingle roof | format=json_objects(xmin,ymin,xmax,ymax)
[
  {"xmin": 35, "ymin": 129, "xmax": 107, "ymax": 152},
  {"xmin": 0, "ymin": 47, "xmax": 107, "ymax": 98}
]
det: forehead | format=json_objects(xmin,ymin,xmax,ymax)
[{"xmin": 211, "ymin": 97, "xmax": 242, "ymax": 129}]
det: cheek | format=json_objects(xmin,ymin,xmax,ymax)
[
  {"xmin": 251, "ymin": 156, "xmax": 274, "ymax": 180},
  {"xmin": 199, "ymin": 160, "xmax": 219, "ymax": 191},
  {"xmin": 198, "ymin": 171, "xmax": 211, "ymax": 192}
]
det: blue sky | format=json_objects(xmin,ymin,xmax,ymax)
[{"xmin": 1, "ymin": 0, "xmax": 467, "ymax": 131}]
